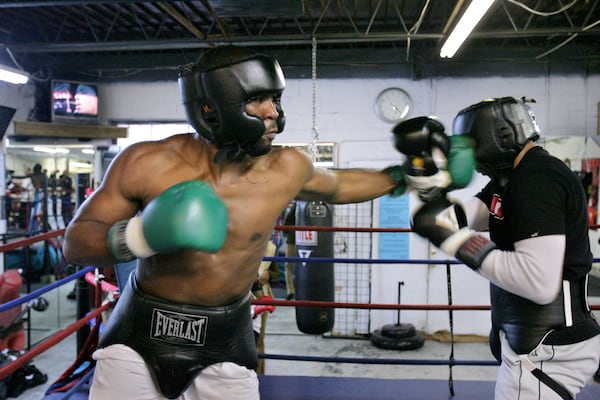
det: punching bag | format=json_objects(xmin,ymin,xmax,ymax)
[{"xmin": 294, "ymin": 200, "xmax": 334, "ymax": 334}]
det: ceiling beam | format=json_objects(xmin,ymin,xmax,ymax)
[
  {"xmin": 4, "ymin": 26, "xmax": 599, "ymax": 54},
  {"xmin": 156, "ymin": 2, "xmax": 206, "ymax": 40}
]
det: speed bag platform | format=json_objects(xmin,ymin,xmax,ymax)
[{"xmin": 294, "ymin": 200, "xmax": 334, "ymax": 335}]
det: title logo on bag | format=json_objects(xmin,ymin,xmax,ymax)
[
  {"xmin": 150, "ymin": 309, "xmax": 208, "ymax": 346},
  {"xmin": 296, "ymin": 230, "xmax": 318, "ymax": 246}
]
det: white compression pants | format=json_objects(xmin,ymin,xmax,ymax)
[
  {"xmin": 89, "ymin": 344, "xmax": 259, "ymax": 400},
  {"xmin": 495, "ymin": 331, "xmax": 600, "ymax": 400}
]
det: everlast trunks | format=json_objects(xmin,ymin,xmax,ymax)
[{"xmin": 98, "ymin": 272, "xmax": 258, "ymax": 399}]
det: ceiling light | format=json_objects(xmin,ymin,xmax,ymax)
[
  {"xmin": 0, "ymin": 65, "xmax": 29, "ymax": 84},
  {"xmin": 440, "ymin": 0, "xmax": 496, "ymax": 59},
  {"xmin": 33, "ymin": 146, "xmax": 70, "ymax": 154},
  {"xmin": 69, "ymin": 161, "xmax": 92, "ymax": 169},
  {"xmin": 81, "ymin": 149, "xmax": 95, "ymax": 154}
]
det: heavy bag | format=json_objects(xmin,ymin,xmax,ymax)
[{"xmin": 294, "ymin": 200, "xmax": 334, "ymax": 334}]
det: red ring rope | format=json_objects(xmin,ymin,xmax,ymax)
[
  {"xmin": 84, "ymin": 272, "xmax": 119, "ymax": 295},
  {"xmin": 0, "ymin": 300, "xmax": 113, "ymax": 380},
  {"xmin": 0, "ymin": 229, "xmax": 65, "ymax": 253},
  {"xmin": 275, "ymin": 225, "xmax": 411, "ymax": 232},
  {"xmin": 276, "ymin": 224, "xmax": 600, "ymax": 232},
  {"xmin": 252, "ymin": 298, "xmax": 491, "ymax": 310}
]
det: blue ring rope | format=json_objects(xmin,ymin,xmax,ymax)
[
  {"xmin": 264, "ymin": 256, "xmax": 462, "ymax": 265},
  {"xmin": 259, "ymin": 353, "xmax": 500, "ymax": 366},
  {"xmin": 0, "ymin": 266, "xmax": 96, "ymax": 313}
]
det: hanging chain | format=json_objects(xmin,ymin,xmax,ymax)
[{"xmin": 311, "ymin": 35, "xmax": 319, "ymax": 162}]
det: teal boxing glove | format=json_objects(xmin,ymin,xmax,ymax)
[
  {"xmin": 446, "ymin": 135, "xmax": 476, "ymax": 191},
  {"xmin": 107, "ymin": 180, "xmax": 228, "ymax": 262},
  {"xmin": 383, "ymin": 165, "xmax": 408, "ymax": 197}
]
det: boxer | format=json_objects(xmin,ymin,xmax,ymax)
[
  {"xmin": 407, "ymin": 97, "xmax": 600, "ymax": 400},
  {"xmin": 64, "ymin": 45, "xmax": 420, "ymax": 400}
]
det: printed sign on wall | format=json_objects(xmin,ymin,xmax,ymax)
[{"xmin": 378, "ymin": 195, "xmax": 410, "ymax": 259}]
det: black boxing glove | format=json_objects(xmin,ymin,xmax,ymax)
[
  {"xmin": 391, "ymin": 116, "xmax": 452, "ymax": 201},
  {"xmin": 411, "ymin": 197, "xmax": 496, "ymax": 270}
]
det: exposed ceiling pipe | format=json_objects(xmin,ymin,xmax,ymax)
[
  {"xmin": 157, "ymin": 2, "xmax": 206, "ymax": 40},
  {"xmin": 0, "ymin": 0, "xmax": 172, "ymax": 8}
]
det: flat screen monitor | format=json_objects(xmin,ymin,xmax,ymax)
[{"xmin": 51, "ymin": 80, "xmax": 99, "ymax": 124}]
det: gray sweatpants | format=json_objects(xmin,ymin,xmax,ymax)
[{"xmin": 495, "ymin": 331, "xmax": 600, "ymax": 399}]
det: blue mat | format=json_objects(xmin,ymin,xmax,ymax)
[
  {"xmin": 43, "ymin": 375, "xmax": 600, "ymax": 399},
  {"xmin": 258, "ymin": 376, "xmax": 600, "ymax": 400}
]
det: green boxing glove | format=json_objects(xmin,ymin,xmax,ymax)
[
  {"xmin": 446, "ymin": 135, "xmax": 476, "ymax": 191},
  {"xmin": 384, "ymin": 135, "xmax": 475, "ymax": 199},
  {"xmin": 107, "ymin": 180, "xmax": 228, "ymax": 262}
]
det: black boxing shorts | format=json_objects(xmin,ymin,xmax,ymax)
[{"xmin": 98, "ymin": 272, "xmax": 258, "ymax": 399}]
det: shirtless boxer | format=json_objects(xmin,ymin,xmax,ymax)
[{"xmin": 63, "ymin": 45, "xmax": 427, "ymax": 400}]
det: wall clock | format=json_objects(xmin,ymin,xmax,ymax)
[{"xmin": 374, "ymin": 88, "xmax": 412, "ymax": 123}]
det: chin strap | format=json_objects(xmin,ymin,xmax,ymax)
[{"xmin": 213, "ymin": 143, "xmax": 243, "ymax": 163}]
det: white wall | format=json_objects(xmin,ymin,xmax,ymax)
[
  {"xmin": 99, "ymin": 74, "xmax": 600, "ymax": 141},
  {"xmin": 0, "ymin": 81, "xmax": 36, "ymax": 136}
]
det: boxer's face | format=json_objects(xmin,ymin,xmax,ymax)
[{"xmin": 244, "ymin": 94, "xmax": 279, "ymax": 156}]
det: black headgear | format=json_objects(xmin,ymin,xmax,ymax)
[
  {"xmin": 452, "ymin": 97, "xmax": 540, "ymax": 177},
  {"xmin": 391, "ymin": 116, "xmax": 449, "ymax": 176},
  {"xmin": 178, "ymin": 46, "xmax": 286, "ymax": 161}
]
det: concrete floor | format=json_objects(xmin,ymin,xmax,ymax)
[{"xmin": 11, "ymin": 284, "xmax": 600, "ymax": 399}]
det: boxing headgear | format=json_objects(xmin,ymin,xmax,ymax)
[
  {"xmin": 452, "ymin": 97, "xmax": 540, "ymax": 178},
  {"xmin": 178, "ymin": 46, "xmax": 286, "ymax": 161}
]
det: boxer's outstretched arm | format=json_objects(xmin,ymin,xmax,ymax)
[
  {"xmin": 285, "ymin": 145, "xmax": 399, "ymax": 203},
  {"xmin": 298, "ymin": 166, "xmax": 397, "ymax": 204}
]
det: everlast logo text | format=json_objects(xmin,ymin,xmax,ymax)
[{"xmin": 150, "ymin": 309, "xmax": 208, "ymax": 346}]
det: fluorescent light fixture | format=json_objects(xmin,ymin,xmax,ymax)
[
  {"xmin": 81, "ymin": 148, "xmax": 95, "ymax": 154},
  {"xmin": 440, "ymin": 0, "xmax": 496, "ymax": 59},
  {"xmin": 275, "ymin": 142, "xmax": 336, "ymax": 147},
  {"xmin": 69, "ymin": 161, "xmax": 92, "ymax": 169},
  {"xmin": 33, "ymin": 146, "xmax": 70, "ymax": 154},
  {"xmin": 0, "ymin": 65, "xmax": 29, "ymax": 84}
]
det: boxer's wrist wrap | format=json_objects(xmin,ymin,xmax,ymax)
[
  {"xmin": 383, "ymin": 165, "xmax": 407, "ymax": 197},
  {"xmin": 455, "ymin": 235, "xmax": 496, "ymax": 271},
  {"xmin": 107, "ymin": 219, "xmax": 136, "ymax": 262},
  {"xmin": 107, "ymin": 217, "xmax": 156, "ymax": 262}
]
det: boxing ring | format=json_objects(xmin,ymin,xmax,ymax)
[{"xmin": 0, "ymin": 225, "xmax": 599, "ymax": 400}]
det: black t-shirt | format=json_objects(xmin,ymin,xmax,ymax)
[{"xmin": 476, "ymin": 146, "xmax": 592, "ymax": 281}]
